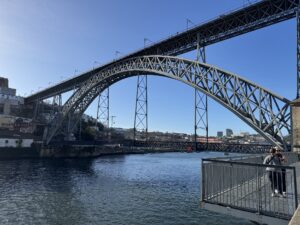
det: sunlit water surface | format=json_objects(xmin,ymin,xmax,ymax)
[{"xmin": 0, "ymin": 152, "xmax": 253, "ymax": 225}]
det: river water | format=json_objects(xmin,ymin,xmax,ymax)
[{"xmin": 0, "ymin": 152, "xmax": 253, "ymax": 225}]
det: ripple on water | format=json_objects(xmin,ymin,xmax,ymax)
[{"xmin": 0, "ymin": 152, "xmax": 252, "ymax": 225}]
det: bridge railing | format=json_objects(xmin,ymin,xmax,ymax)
[{"xmin": 201, "ymin": 153, "xmax": 300, "ymax": 220}]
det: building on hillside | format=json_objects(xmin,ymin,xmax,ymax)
[
  {"xmin": 0, "ymin": 115, "xmax": 33, "ymax": 133},
  {"xmin": 0, "ymin": 77, "xmax": 24, "ymax": 116},
  {"xmin": 240, "ymin": 132, "xmax": 250, "ymax": 137},
  {"xmin": 197, "ymin": 137, "xmax": 222, "ymax": 143},
  {"xmin": 226, "ymin": 128, "xmax": 233, "ymax": 137},
  {"xmin": 217, "ymin": 131, "xmax": 223, "ymax": 138}
]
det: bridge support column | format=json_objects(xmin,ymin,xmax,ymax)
[
  {"xmin": 134, "ymin": 75, "xmax": 148, "ymax": 141},
  {"xmin": 194, "ymin": 33, "xmax": 208, "ymax": 151},
  {"xmin": 291, "ymin": 99, "xmax": 300, "ymax": 152},
  {"xmin": 96, "ymin": 87, "xmax": 110, "ymax": 139},
  {"xmin": 96, "ymin": 88, "xmax": 109, "ymax": 127}
]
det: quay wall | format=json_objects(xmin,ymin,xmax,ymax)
[
  {"xmin": 0, "ymin": 141, "xmax": 273, "ymax": 159},
  {"xmin": 0, "ymin": 145, "xmax": 183, "ymax": 159}
]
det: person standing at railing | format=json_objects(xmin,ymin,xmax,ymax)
[
  {"xmin": 263, "ymin": 147, "xmax": 281, "ymax": 197},
  {"xmin": 276, "ymin": 148, "xmax": 287, "ymax": 197}
]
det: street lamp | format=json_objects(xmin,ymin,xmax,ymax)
[
  {"xmin": 74, "ymin": 69, "xmax": 78, "ymax": 77},
  {"xmin": 115, "ymin": 51, "xmax": 122, "ymax": 59},
  {"xmin": 186, "ymin": 18, "xmax": 196, "ymax": 30},
  {"xmin": 93, "ymin": 61, "xmax": 100, "ymax": 69},
  {"xmin": 144, "ymin": 38, "xmax": 154, "ymax": 47},
  {"xmin": 111, "ymin": 115, "xmax": 116, "ymax": 128}
]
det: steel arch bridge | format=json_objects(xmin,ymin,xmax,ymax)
[{"xmin": 44, "ymin": 55, "xmax": 291, "ymax": 149}]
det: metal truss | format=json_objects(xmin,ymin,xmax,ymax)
[
  {"xmin": 49, "ymin": 94, "xmax": 62, "ymax": 120},
  {"xmin": 195, "ymin": 42, "xmax": 208, "ymax": 148},
  {"xmin": 134, "ymin": 75, "xmax": 148, "ymax": 140},
  {"xmin": 52, "ymin": 94, "xmax": 62, "ymax": 107},
  {"xmin": 44, "ymin": 55, "xmax": 291, "ymax": 149},
  {"xmin": 138, "ymin": 0, "xmax": 299, "ymax": 56},
  {"xmin": 96, "ymin": 88, "xmax": 110, "ymax": 128},
  {"xmin": 33, "ymin": 100, "xmax": 41, "ymax": 121},
  {"xmin": 25, "ymin": 0, "xmax": 299, "ymax": 103}
]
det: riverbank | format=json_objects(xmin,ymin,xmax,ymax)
[{"xmin": 0, "ymin": 144, "xmax": 184, "ymax": 159}]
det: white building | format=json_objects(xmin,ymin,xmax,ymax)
[{"xmin": 0, "ymin": 138, "xmax": 33, "ymax": 148}]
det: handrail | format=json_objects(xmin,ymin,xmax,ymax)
[{"xmin": 203, "ymin": 158, "xmax": 296, "ymax": 169}]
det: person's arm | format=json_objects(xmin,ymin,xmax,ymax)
[
  {"xmin": 263, "ymin": 156, "xmax": 270, "ymax": 164},
  {"xmin": 282, "ymin": 155, "xmax": 287, "ymax": 163}
]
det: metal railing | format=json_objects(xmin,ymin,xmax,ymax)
[{"xmin": 201, "ymin": 153, "xmax": 300, "ymax": 220}]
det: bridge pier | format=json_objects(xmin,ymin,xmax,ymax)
[{"xmin": 292, "ymin": 98, "xmax": 300, "ymax": 152}]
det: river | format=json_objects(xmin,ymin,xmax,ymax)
[{"xmin": 0, "ymin": 152, "xmax": 253, "ymax": 225}]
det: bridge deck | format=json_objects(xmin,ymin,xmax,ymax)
[{"xmin": 25, "ymin": 0, "xmax": 299, "ymax": 102}]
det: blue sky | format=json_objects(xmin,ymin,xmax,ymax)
[{"xmin": 0, "ymin": 0, "xmax": 297, "ymax": 136}]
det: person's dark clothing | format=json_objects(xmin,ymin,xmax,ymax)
[
  {"xmin": 264, "ymin": 154, "xmax": 282, "ymax": 194},
  {"xmin": 277, "ymin": 153, "xmax": 287, "ymax": 193}
]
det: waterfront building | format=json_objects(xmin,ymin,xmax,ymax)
[
  {"xmin": 240, "ymin": 131, "xmax": 250, "ymax": 137},
  {"xmin": 217, "ymin": 131, "xmax": 223, "ymax": 138},
  {"xmin": 226, "ymin": 128, "xmax": 233, "ymax": 137},
  {"xmin": 0, "ymin": 138, "xmax": 33, "ymax": 148}
]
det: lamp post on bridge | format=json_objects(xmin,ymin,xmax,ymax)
[
  {"xmin": 115, "ymin": 51, "xmax": 122, "ymax": 59},
  {"xmin": 111, "ymin": 116, "xmax": 116, "ymax": 128},
  {"xmin": 186, "ymin": 18, "xmax": 196, "ymax": 30},
  {"xmin": 144, "ymin": 38, "xmax": 154, "ymax": 47},
  {"xmin": 93, "ymin": 61, "xmax": 100, "ymax": 69}
]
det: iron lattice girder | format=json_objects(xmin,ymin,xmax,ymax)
[
  {"xmin": 134, "ymin": 75, "xmax": 148, "ymax": 134},
  {"xmin": 195, "ymin": 90, "xmax": 207, "ymax": 130},
  {"xmin": 45, "ymin": 55, "xmax": 291, "ymax": 148},
  {"xmin": 26, "ymin": 0, "xmax": 299, "ymax": 103},
  {"xmin": 195, "ymin": 46, "xmax": 208, "ymax": 139},
  {"xmin": 139, "ymin": 0, "xmax": 299, "ymax": 56},
  {"xmin": 96, "ymin": 88, "xmax": 109, "ymax": 127}
]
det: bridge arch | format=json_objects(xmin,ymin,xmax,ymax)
[{"xmin": 45, "ymin": 55, "xmax": 291, "ymax": 149}]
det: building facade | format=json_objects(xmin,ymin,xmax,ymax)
[
  {"xmin": 226, "ymin": 129, "xmax": 233, "ymax": 137},
  {"xmin": 0, "ymin": 77, "xmax": 24, "ymax": 115},
  {"xmin": 217, "ymin": 131, "xmax": 223, "ymax": 138}
]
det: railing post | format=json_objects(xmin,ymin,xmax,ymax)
[
  {"xmin": 293, "ymin": 167, "xmax": 298, "ymax": 210},
  {"xmin": 201, "ymin": 159, "xmax": 205, "ymax": 201},
  {"xmin": 256, "ymin": 166, "xmax": 261, "ymax": 214}
]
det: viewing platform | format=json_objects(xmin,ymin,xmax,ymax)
[{"xmin": 200, "ymin": 153, "xmax": 300, "ymax": 225}]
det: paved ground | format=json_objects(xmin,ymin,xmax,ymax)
[{"xmin": 289, "ymin": 205, "xmax": 300, "ymax": 225}]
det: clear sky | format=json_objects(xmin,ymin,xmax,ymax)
[{"xmin": 0, "ymin": 0, "xmax": 297, "ymax": 136}]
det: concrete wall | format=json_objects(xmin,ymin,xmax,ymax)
[{"xmin": 292, "ymin": 101, "xmax": 300, "ymax": 152}]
